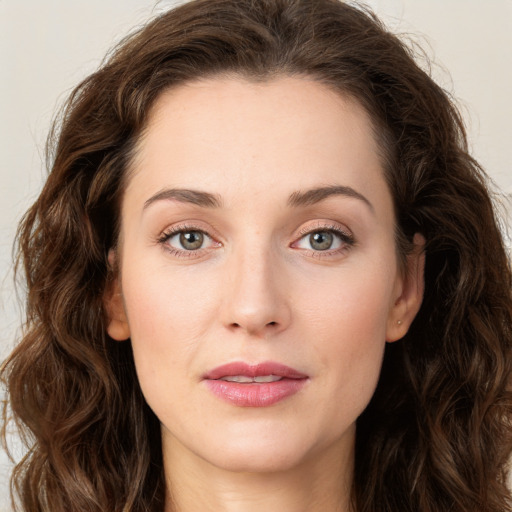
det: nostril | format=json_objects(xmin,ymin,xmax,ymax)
[{"xmin": 227, "ymin": 320, "xmax": 280, "ymax": 332}]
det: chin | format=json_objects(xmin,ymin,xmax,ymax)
[
  {"xmin": 195, "ymin": 420, "xmax": 347, "ymax": 475},
  {"xmin": 206, "ymin": 440, "xmax": 310, "ymax": 474}
]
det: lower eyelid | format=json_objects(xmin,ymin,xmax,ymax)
[
  {"xmin": 290, "ymin": 225, "xmax": 355, "ymax": 256},
  {"xmin": 156, "ymin": 223, "xmax": 353, "ymax": 259}
]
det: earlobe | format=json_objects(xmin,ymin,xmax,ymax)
[
  {"xmin": 386, "ymin": 233, "xmax": 425, "ymax": 342},
  {"xmin": 104, "ymin": 250, "xmax": 131, "ymax": 341}
]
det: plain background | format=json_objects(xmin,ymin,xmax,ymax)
[{"xmin": 1, "ymin": 0, "xmax": 511, "ymax": 508}]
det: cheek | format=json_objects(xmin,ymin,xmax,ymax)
[
  {"xmin": 295, "ymin": 263, "xmax": 395, "ymax": 403},
  {"xmin": 297, "ymin": 260, "xmax": 394, "ymax": 343},
  {"xmin": 120, "ymin": 262, "xmax": 221, "ymax": 380},
  {"xmin": 123, "ymin": 258, "xmax": 220, "ymax": 327}
]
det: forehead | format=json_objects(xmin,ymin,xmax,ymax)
[{"xmin": 125, "ymin": 76, "xmax": 389, "ymax": 210}]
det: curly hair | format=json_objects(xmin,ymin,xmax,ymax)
[{"xmin": 2, "ymin": 0, "xmax": 511, "ymax": 511}]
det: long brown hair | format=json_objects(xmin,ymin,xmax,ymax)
[{"xmin": 2, "ymin": 0, "xmax": 511, "ymax": 510}]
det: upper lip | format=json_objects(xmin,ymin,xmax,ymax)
[{"xmin": 204, "ymin": 361, "xmax": 308, "ymax": 380}]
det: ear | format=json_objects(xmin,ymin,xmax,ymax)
[
  {"xmin": 386, "ymin": 233, "xmax": 425, "ymax": 342},
  {"xmin": 104, "ymin": 249, "xmax": 131, "ymax": 341}
]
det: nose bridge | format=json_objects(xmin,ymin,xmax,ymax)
[{"xmin": 221, "ymin": 237, "xmax": 290, "ymax": 336}]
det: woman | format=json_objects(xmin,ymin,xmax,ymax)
[{"xmin": 2, "ymin": 0, "xmax": 511, "ymax": 511}]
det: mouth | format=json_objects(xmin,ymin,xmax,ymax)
[
  {"xmin": 218, "ymin": 374, "xmax": 283, "ymax": 383},
  {"xmin": 203, "ymin": 361, "xmax": 309, "ymax": 407}
]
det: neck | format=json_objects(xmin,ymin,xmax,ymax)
[{"xmin": 162, "ymin": 429, "xmax": 355, "ymax": 512}]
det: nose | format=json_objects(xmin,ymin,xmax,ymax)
[{"xmin": 220, "ymin": 245, "xmax": 292, "ymax": 337}]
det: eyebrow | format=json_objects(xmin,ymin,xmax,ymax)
[
  {"xmin": 287, "ymin": 185, "xmax": 374, "ymax": 212},
  {"xmin": 143, "ymin": 188, "xmax": 222, "ymax": 209},
  {"xmin": 143, "ymin": 184, "xmax": 373, "ymax": 212}
]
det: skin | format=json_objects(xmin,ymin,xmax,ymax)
[{"xmin": 106, "ymin": 76, "xmax": 424, "ymax": 512}]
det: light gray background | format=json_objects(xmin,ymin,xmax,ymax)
[{"xmin": 1, "ymin": 0, "xmax": 511, "ymax": 509}]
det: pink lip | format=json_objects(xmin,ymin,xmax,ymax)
[{"xmin": 203, "ymin": 361, "xmax": 308, "ymax": 407}]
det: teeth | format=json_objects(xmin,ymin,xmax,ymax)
[
  {"xmin": 221, "ymin": 375, "xmax": 253, "ymax": 383},
  {"xmin": 254, "ymin": 375, "xmax": 282, "ymax": 383},
  {"xmin": 220, "ymin": 375, "xmax": 282, "ymax": 383}
]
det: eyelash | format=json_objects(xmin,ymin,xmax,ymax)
[
  {"xmin": 293, "ymin": 223, "xmax": 355, "ymax": 258},
  {"xmin": 157, "ymin": 222, "xmax": 355, "ymax": 259},
  {"xmin": 157, "ymin": 223, "xmax": 218, "ymax": 259}
]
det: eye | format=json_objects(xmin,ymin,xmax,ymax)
[
  {"xmin": 292, "ymin": 226, "xmax": 354, "ymax": 253},
  {"xmin": 306, "ymin": 231, "xmax": 337, "ymax": 251},
  {"xmin": 174, "ymin": 230, "xmax": 206, "ymax": 250},
  {"xmin": 159, "ymin": 227, "xmax": 218, "ymax": 253}
]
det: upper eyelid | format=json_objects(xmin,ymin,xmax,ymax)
[
  {"xmin": 159, "ymin": 222, "xmax": 220, "ymax": 240},
  {"xmin": 157, "ymin": 219, "xmax": 354, "ymax": 242},
  {"xmin": 291, "ymin": 221, "xmax": 356, "ymax": 250},
  {"xmin": 298, "ymin": 225, "xmax": 350, "ymax": 235},
  {"xmin": 294, "ymin": 229, "xmax": 354, "ymax": 245},
  {"xmin": 158, "ymin": 225, "xmax": 220, "ymax": 257},
  {"xmin": 295, "ymin": 220, "xmax": 353, "ymax": 237}
]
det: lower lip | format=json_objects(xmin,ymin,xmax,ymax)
[{"xmin": 205, "ymin": 378, "xmax": 307, "ymax": 407}]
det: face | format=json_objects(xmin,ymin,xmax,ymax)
[{"xmin": 106, "ymin": 76, "xmax": 423, "ymax": 475}]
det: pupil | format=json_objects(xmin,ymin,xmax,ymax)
[
  {"xmin": 310, "ymin": 231, "xmax": 333, "ymax": 251},
  {"xmin": 180, "ymin": 231, "xmax": 203, "ymax": 250}
]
